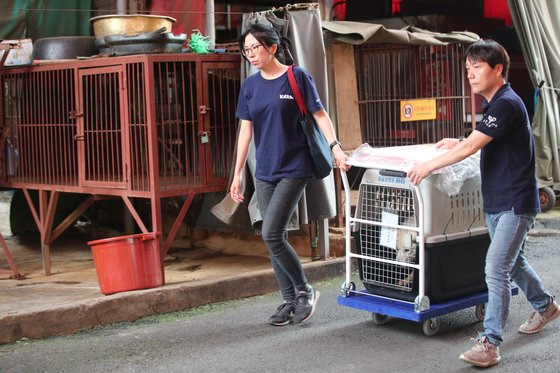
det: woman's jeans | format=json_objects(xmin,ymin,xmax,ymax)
[
  {"xmin": 481, "ymin": 209, "xmax": 552, "ymax": 346},
  {"xmin": 255, "ymin": 178, "xmax": 310, "ymax": 303}
]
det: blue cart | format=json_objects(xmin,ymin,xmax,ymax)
[
  {"xmin": 338, "ymin": 286, "xmax": 518, "ymax": 336},
  {"xmin": 338, "ymin": 155, "xmax": 516, "ymax": 336}
]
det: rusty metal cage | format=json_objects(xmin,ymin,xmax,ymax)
[
  {"xmin": 1, "ymin": 55, "xmax": 239, "ymax": 194},
  {"xmin": 0, "ymin": 53, "xmax": 240, "ymax": 274},
  {"xmin": 354, "ymin": 43, "xmax": 468, "ymax": 147}
]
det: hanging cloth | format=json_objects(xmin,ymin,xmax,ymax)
[
  {"xmin": 210, "ymin": 4, "xmax": 336, "ymax": 231},
  {"xmin": 508, "ymin": 0, "xmax": 560, "ymax": 190}
]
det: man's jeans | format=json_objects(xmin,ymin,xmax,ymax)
[
  {"xmin": 481, "ymin": 209, "xmax": 552, "ymax": 346},
  {"xmin": 255, "ymin": 178, "xmax": 310, "ymax": 303}
]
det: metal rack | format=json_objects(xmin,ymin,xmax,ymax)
[
  {"xmin": 0, "ymin": 41, "xmax": 23, "ymax": 279},
  {"xmin": 0, "ymin": 53, "xmax": 240, "ymax": 275}
]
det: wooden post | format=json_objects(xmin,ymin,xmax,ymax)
[{"xmin": 331, "ymin": 42, "xmax": 362, "ymax": 150}]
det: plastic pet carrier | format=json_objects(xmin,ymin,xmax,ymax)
[
  {"xmin": 353, "ymin": 167, "xmax": 489, "ymax": 303},
  {"xmin": 348, "ymin": 145, "xmax": 489, "ymax": 304}
]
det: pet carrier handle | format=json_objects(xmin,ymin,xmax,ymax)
[{"xmin": 379, "ymin": 169, "xmax": 407, "ymax": 178}]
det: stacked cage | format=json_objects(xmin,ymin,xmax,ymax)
[
  {"xmin": 354, "ymin": 43, "xmax": 468, "ymax": 147},
  {"xmin": 0, "ymin": 54, "xmax": 240, "ymax": 195},
  {"xmin": 353, "ymin": 167, "xmax": 489, "ymax": 304}
]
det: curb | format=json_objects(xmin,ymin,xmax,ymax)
[
  {"xmin": 0, "ymin": 258, "xmax": 345, "ymax": 344},
  {"xmin": 528, "ymin": 229, "xmax": 560, "ymax": 237}
]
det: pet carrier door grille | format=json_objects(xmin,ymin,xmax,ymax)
[{"xmin": 358, "ymin": 183, "xmax": 418, "ymax": 291}]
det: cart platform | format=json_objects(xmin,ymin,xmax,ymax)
[{"xmin": 339, "ymin": 287, "xmax": 519, "ymax": 322}]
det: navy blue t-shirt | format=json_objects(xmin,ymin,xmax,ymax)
[
  {"xmin": 236, "ymin": 66, "xmax": 324, "ymax": 181},
  {"xmin": 475, "ymin": 83, "xmax": 540, "ymax": 214}
]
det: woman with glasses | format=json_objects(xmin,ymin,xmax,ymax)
[{"xmin": 230, "ymin": 23, "xmax": 349, "ymax": 326}]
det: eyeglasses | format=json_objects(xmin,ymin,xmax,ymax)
[{"xmin": 241, "ymin": 44, "xmax": 263, "ymax": 56}]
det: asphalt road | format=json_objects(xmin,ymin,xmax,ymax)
[{"xmin": 1, "ymin": 231, "xmax": 559, "ymax": 372}]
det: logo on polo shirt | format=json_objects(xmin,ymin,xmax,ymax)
[
  {"xmin": 279, "ymin": 94, "xmax": 294, "ymax": 100},
  {"xmin": 483, "ymin": 115, "xmax": 498, "ymax": 128}
]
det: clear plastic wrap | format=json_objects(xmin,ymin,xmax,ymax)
[{"xmin": 348, "ymin": 143, "xmax": 480, "ymax": 196}]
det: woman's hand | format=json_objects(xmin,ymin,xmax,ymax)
[
  {"xmin": 333, "ymin": 147, "xmax": 351, "ymax": 171},
  {"xmin": 230, "ymin": 174, "xmax": 244, "ymax": 203}
]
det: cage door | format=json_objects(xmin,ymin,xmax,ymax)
[
  {"xmin": 200, "ymin": 62, "xmax": 240, "ymax": 186},
  {"xmin": 78, "ymin": 66, "xmax": 128, "ymax": 189}
]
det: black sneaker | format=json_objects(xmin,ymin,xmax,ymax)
[
  {"xmin": 268, "ymin": 302, "xmax": 295, "ymax": 326},
  {"xmin": 293, "ymin": 286, "xmax": 320, "ymax": 324}
]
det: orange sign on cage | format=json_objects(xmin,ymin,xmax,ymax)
[{"xmin": 400, "ymin": 99, "xmax": 437, "ymax": 122}]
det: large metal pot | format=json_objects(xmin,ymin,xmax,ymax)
[
  {"xmin": 95, "ymin": 28, "xmax": 187, "ymax": 56},
  {"xmin": 90, "ymin": 14, "xmax": 176, "ymax": 38},
  {"xmin": 33, "ymin": 36, "xmax": 98, "ymax": 60}
]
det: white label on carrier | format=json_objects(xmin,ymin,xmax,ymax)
[
  {"xmin": 380, "ymin": 211, "xmax": 399, "ymax": 250},
  {"xmin": 378, "ymin": 175, "xmax": 406, "ymax": 185}
]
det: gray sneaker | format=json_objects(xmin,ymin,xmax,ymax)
[
  {"xmin": 459, "ymin": 337, "xmax": 501, "ymax": 368},
  {"xmin": 293, "ymin": 286, "xmax": 320, "ymax": 324},
  {"xmin": 519, "ymin": 299, "xmax": 560, "ymax": 334},
  {"xmin": 268, "ymin": 302, "xmax": 295, "ymax": 326}
]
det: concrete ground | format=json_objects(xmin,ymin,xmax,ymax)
[
  {"xmin": 0, "ymin": 194, "xmax": 345, "ymax": 344},
  {"xmin": 2, "ymin": 216, "xmax": 560, "ymax": 372}
]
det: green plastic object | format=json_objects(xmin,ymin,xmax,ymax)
[{"xmin": 187, "ymin": 29, "xmax": 210, "ymax": 54}]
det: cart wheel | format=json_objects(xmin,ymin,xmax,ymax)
[
  {"xmin": 422, "ymin": 317, "xmax": 441, "ymax": 336},
  {"xmin": 340, "ymin": 281, "xmax": 356, "ymax": 297},
  {"xmin": 475, "ymin": 304, "xmax": 486, "ymax": 322},
  {"xmin": 371, "ymin": 313, "xmax": 390, "ymax": 325},
  {"xmin": 539, "ymin": 186, "xmax": 556, "ymax": 212}
]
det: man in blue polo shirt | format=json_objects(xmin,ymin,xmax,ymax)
[{"xmin": 408, "ymin": 39, "xmax": 559, "ymax": 368}]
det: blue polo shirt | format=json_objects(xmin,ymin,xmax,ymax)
[
  {"xmin": 475, "ymin": 83, "xmax": 540, "ymax": 214},
  {"xmin": 236, "ymin": 66, "xmax": 324, "ymax": 181}
]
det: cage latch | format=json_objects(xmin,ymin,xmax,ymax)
[
  {"xmin": 69, "ymin": 111, "xmax": 84, "ymax": 119},
  {"xmin": 198, "ymin": 105, "xmax": 211, "ymax": 114}
]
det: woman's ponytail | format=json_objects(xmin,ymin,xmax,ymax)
[{"xmin": 277, "ymin": 36, "xmax": 294, "ymax": 65}]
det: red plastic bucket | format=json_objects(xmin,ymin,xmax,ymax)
[{"xmin": 88, "ymin": 232, "xmax": 163, "ymax": 295}]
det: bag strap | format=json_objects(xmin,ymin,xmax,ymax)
[{"xmin": 287, "ymin": 65, "xmax": 308, "ymax": 116}]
